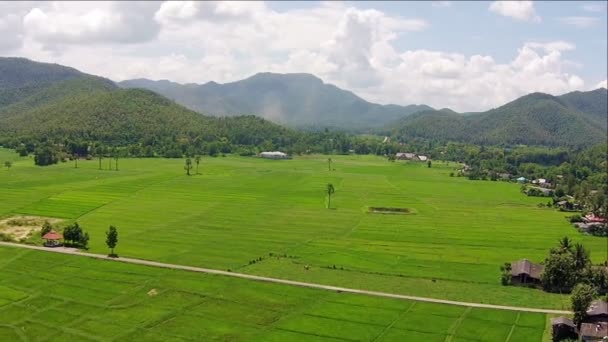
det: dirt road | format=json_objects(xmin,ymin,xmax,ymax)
[{"xmin": 0, "ymin": 241, "xmax": 570, "ymax": 315}]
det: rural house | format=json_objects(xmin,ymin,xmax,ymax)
[
  {"xmin": 417, "ymin": 155, "xmax": 428, "ymax": 161},
  {"xmin": 510, "ymin": 259, "xmax": 544, "ymax": 285},
  {"xmin": 551, "ymin": 317, "xmax": 577, "ymax": 341},
  {"xmin": 42, "ymin": 230, "xmax": 63, "ymax": 247},
  {"xmin": 516, "ymin": 177, "xmax": 528, "ymax": 183},
  {"xmin": 580, "ymin": 322, "xmax": 608, "ymax": 341},
  {"xmin": 587, "ymin": 300, "xmax": 608, "ymax": 323},
  {"xmin": 396, "ymin": 152, "xmax": 416, "ymax": 160},
  {"xmin": 259, "ymin": 151, "xmax": 288, "ymax": 159}
]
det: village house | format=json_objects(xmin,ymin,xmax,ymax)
[
  {"xmin": 587, "ymin": 300, "xmax": 608, "ymax": 323},
  {"xmin": 551, "ymin": 316, "xmax": 576, "ymax": 341},
  {"xmin": 395, "ymin": 152, "xmax": 416, "ymax": 160},
  {"xmin": 580, "ymin": 322, "xmax": 608, "ymax": 341},
  {"xmin": 417, "ymin": 155, "xmax": 428, "ymax": 161},
  {"xmin": 42, "ymin": 230, "xmax": 63, "ymax": 247},
  {"xmin": 259, "ymin": 151, "xmax": 289, "ymax": 159},
  {"xmin": 516, "ymin": 176, "xmax": 528, "ymax": 183},
  {"xmin": 510, "ymin": 259, "xmax": 544, "ymax": 285}
]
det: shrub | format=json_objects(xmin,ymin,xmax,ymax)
[{"xmin": 500, "ymin": 262, "xmax": 512, "ymax": 286}]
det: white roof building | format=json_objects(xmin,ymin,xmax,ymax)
[
  {"xmin": 260, "ymin": 151, "xmax": 288, "ymax": 159},
  {"xmin": 417, "ymin": 155, "xmax": 428, "ymax": 161}
]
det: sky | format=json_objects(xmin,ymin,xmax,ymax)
[{"xmin": 1, "ymin": 1, "xmax": 607, "ymax": 112}]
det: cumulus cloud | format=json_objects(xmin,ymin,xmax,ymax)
[
  {"xmin": 489, "ymin": 1, "xmax": 541, "ymax": 22},
  {"xmin": 22, "ymin": 2, "xmax": 161, "ymax": 48},
  {"xmin": 0, "ymin": 1, "xmax": 597, "ymax": 112},
  {"xmin": 558, "ymin": 16, "xmax": 599, "ymax": 28},
  {"xmin": 597, "ymin": 80, "xmax": 608, "ymax": 89}
]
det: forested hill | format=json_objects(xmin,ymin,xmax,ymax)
[
  {"xmin": 0, "ymin": 87, "xmax": 301, "ymax": 155},
  {"xmin": 0, "ymin": 57, "xmax": 117, "ymax": 109},
  {"xmin": 118, "ymin": 73, "xmax": 433, "ymax": 130},
  {"xmin": 390, "ymin": 89, "xmax": 608, "ymax": 148}
]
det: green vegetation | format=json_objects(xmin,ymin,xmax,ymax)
[
  {"xmin": 571, "ymin": 283, "xmax": 596, "ymax": 326},
  {"xmin": 106, "ymin": 225, "xmax": 119, "ymax": 257},
  {"xmin": 326, "ymin": 183, "xmax": 335, "ymax": 209},
  {"xmin": 389, "ymin": 89, "xmax": 608, "ymax": 148},
  {"xmin": 0, "ymin": 246, "xmax": 547, "ymax": 341},
  {"xmin": 1, "ymin": 150, "xmax": 604, "ymax": 309}
]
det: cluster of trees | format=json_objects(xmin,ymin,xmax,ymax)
[
  {"xmin": 447, "ymin": 143, "xmax": 606, "ymax": 215},
  {"xmin": 541, "ymin": 237, "xmax": 607, "ymax": 294},
  {"xmin": 62, "ymin": 222, "xmax": 89, "ymax": 248}
]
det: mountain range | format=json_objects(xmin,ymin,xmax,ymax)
[
  {"xmin": 118, "ymin": 74, "xmax": 433, "ymax": 130},
  {"xmin": 0, "ymin": 57, "xmax": 606, "ymax": 148},
  {"xmin": 390, "ymin": 90, "xmax": 607, "ymax": 147}
]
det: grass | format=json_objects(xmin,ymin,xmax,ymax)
[
  {"xmin": 0, "ymin": 148, "xmax": 600, "ymax": 309},
  {"xmin": 0, "ymin": 246, "xmax": 547, "ymax": 341}
]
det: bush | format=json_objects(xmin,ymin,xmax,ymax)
[
  {"xmin": 500, "ymin": 262, "xmax": 512, "ymax": 286},
  {"xmin": 569, "ymin": 214, "xmax": 583, "ymax": 223}
]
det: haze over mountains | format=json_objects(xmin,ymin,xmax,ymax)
[
  {"xmin": 118, "ymin": 74, "xmax": 433, "ymax": 130},
  {"xmin": 0, "ymin": 57, "xmax": 606, "ymax": 148}
]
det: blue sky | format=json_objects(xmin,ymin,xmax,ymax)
[
  {"xmin": 1, "ymin": 1, "xmax": 606, "ymax": 111},
  {"xmin": 269, "ymin": 1, "xmax": 607, "ymax": 85}
]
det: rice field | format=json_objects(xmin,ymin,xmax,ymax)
[
  {"xmin": 0, "ymin": 246, "xmax": 549, "ymax": 342},
  {"xmin": 0, "ymin": 148, "xmax": 599, "ymax": 309}
]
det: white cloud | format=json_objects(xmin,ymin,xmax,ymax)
[
  {"xmin": 0, "ymin": 1, "xmax": 597, "ymax": 113},
  {"xmin": 22, "ymin": 2, "xmax": 161, "ymax": 48},
  {"xmin": 489, "ymin": 1, "xmax": 541, "ymax": 22},
  {"xmin": 525, "ymin": 41, "xmax": 576, "ymax": 52},
  {"xmin": 432, "ymin": 2, "xmax": 452, "ymax": 8},
  {"xmin": 597, "ymin": 80, "xmax": 608, "ymax": 89},
  {"xmin": 558, "ymin": 16, "xmax": 599, "ymax": 28},
  {"xmin": 582, "ymin": 3, "xmax": 607, "ymax": 13}
]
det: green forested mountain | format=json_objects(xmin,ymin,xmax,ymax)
[
  {"xmin": 558, "ymin": 88, "xmax": 608, "ymax": 129},
  {"xmin": 0, "ymin": 87, "xmax": 302, "ymax": 153},
  {"xmin": 391, "ymin": 90, "xmax": 607, "ymax": 148},
  {"xmin": 119, "ymin": 73, "xmax": 433, "ymax": 130},
  {"xmin": 0, "ymin": 57, "xmax": 117, "ymax": 116}
]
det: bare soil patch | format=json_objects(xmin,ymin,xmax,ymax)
[
  {"xmin": 368, "ymin": 207, "xmax": 411, "ymax": 215},
  {"xmin": 0, "ymin": 215, "xmax": 63, "ymax": 240}
]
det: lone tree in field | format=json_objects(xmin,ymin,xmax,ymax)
[
  {"xmin": 326, "ymin": 183, "xmax": 335, "ymax": 208},
  {"xmin": 4, "ymin": 161, "xmax": 11, "ymax": 170},
  {"xmin": 327, "ymin": 158, "xmax": 332, "ymax": 171},
  {"xmin": 195, "ymin": 155, "xmax": 201, "ymax": 174},
  {"xmin": 427, "ymin": 160, "xmax": 432, "ymax": 168},
  {"xmin": 105, "ymin": 225, "xmax": 119, "ymax": 256},
  {"xmin": 571, "ymin": 283, "xmax": 596, "ymax": 326},
  {"xmin": 184, "ymin": 157, "xmax": 193, "ymax": 176}
]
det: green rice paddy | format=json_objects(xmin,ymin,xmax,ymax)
[
  {"xmin": 1, "ymin": 148, "xmax": 600, "ymax": 311},
  {"xmin": 0, "ymin": 247, "xmax": 548, "ymax": 341}
]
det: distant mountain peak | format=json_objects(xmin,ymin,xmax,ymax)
[{"xmin": 119, "ymin": 72, "xmax": 432, "ymax": 129}]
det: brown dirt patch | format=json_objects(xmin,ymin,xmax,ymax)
[
  {"xmin": 0, "ymin": 215, "xmax": 63, "ymax": 240},
  {"xmin": 147, "ymin": 289, "xmax": 158, "ymax": 297}
]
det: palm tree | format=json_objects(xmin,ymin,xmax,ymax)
[
  {"xmin": 326, "ymin": 183, "xmax": 335, "ymax": 208},
  {"xmin": 195, "ymin": 155, "xmax": 201, "ymax": 174},
  {"xmin": 559, "ymin": 236, "xmax": 573, "ymax": 253}
]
